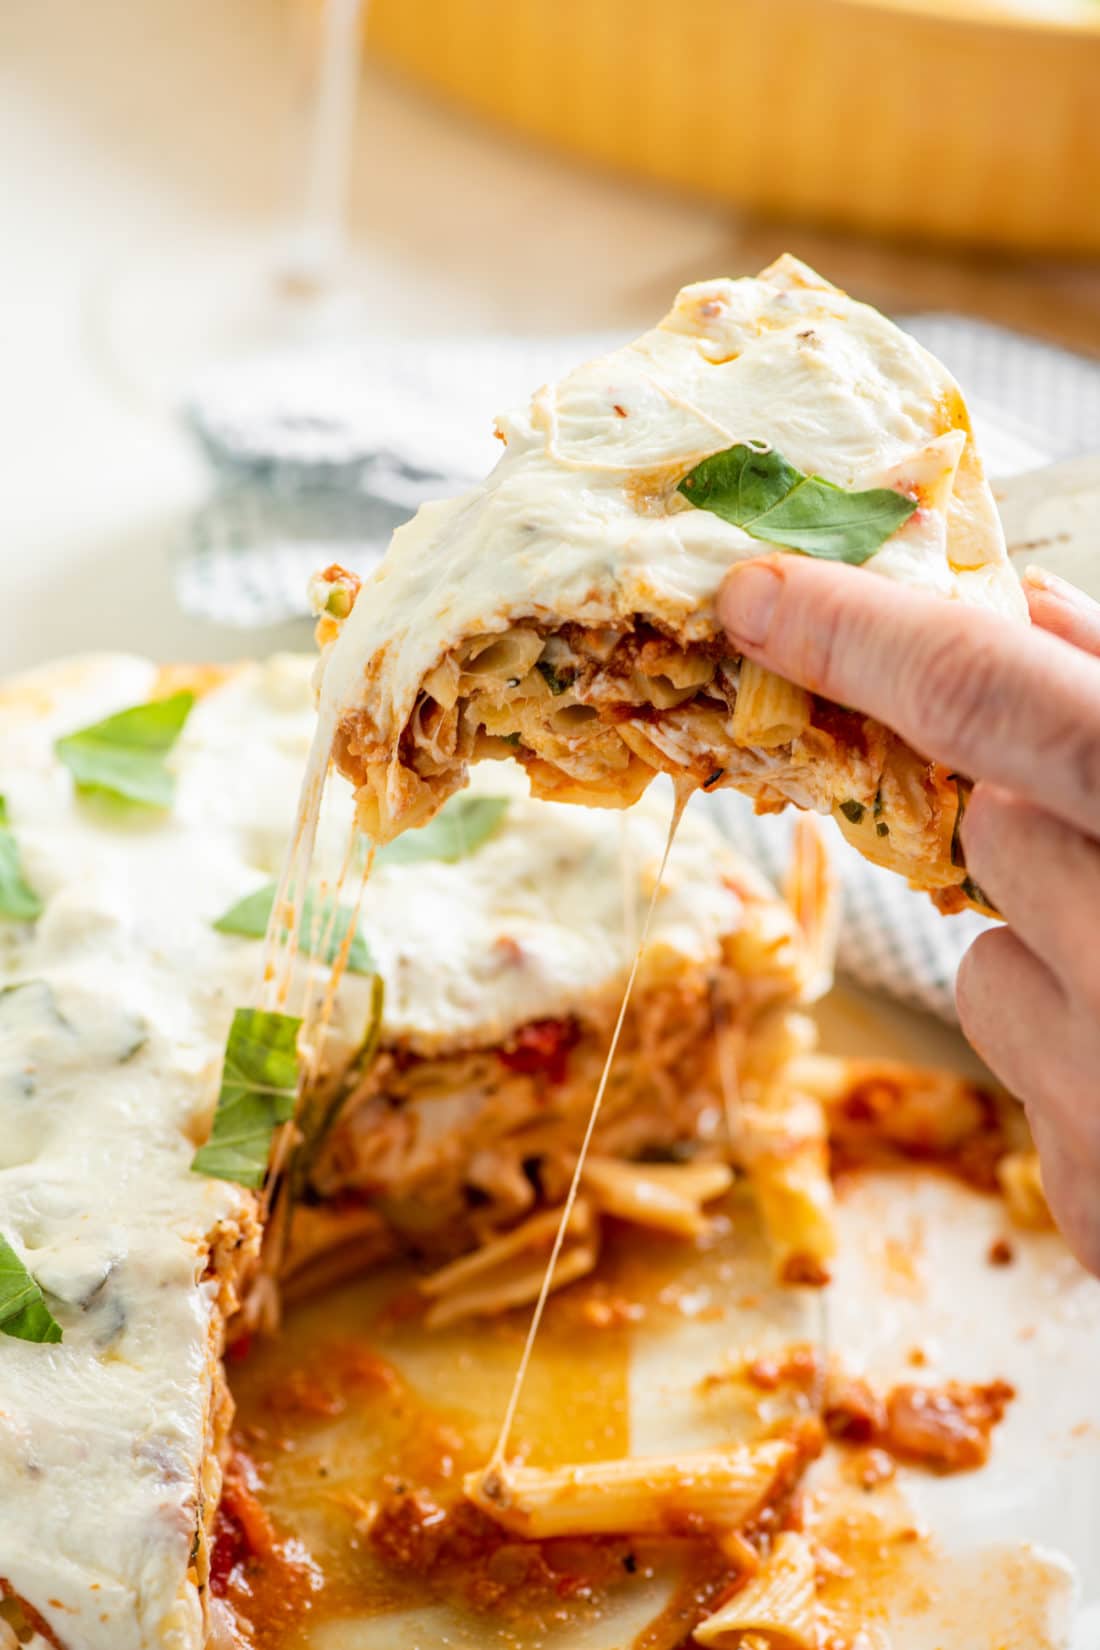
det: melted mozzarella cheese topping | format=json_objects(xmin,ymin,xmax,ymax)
[
  {"xmin": 358, "ymin": 767, "xmax": 760, "ymax": 1053},
  {"xmin": 0, "ymin": 652, "xmax": 771, "ymax": 1649},
  {"xmin": 317, "ymin": 255, "xmax": 1024, "ymax": 758}
]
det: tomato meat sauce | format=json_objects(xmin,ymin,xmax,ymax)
[
  {"xmin": 218, "ymin": 1326, "xmax": 775, "ymax": 1648},
  {"xmin": 498, "ymin": 1017, "xmax": 581, "ymax": 1085}
]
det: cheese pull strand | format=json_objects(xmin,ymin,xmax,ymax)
[{"xmin": 487, "ymin": 780, "xmax": 692, "ymax": 1470}]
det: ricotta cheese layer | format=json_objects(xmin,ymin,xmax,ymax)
[
  {"xmin": 316, "ymin": 255, "xmax": 1025, "ymax": 767},
  {"xmin": 0, "ymin": 653, "xmax": 769, "ymax": 1649}
]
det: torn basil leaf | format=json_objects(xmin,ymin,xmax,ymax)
[
  {"xmin": 355, "ymin": 971, "xmax": 386, "ymax": 1070},
  {"xmin": 0, "ymin": 1234, "xmax": 62, "ymax": 1343},
  {"xmin": 678, "ymin": 443, "xmax": 917, "ymax": 564},
  {"xmin": 213, "ymin": 884, "xmax": 374, "ymax": 976},
  {"xmin": 0, "ymin": 797, "xmax": 42, "ymax": 921},
  {"xmin": 191, "ymin": 1008, "xmax": 302, "ymax": 1188},
  {"xmin": 55, "ymin": 692, "xmax": 195, "ymax": 809},
  {"xmin": 297, "ymin": 973, "xmax": 385, "ymax": 1181},
  {"xmin": 375, "ymin": 795, "xmax": 510, "ymax": 866}
]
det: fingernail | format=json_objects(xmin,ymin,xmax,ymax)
[
  {"xmin": 1029, "ymin": 564, "xmax": 1081, "ymax": 603},
  {"xmin": 719, "ymin": 561, "xmax": 783, "ymax": 647}
]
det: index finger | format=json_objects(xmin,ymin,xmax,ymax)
[{"xmin": 717, "ymin": 555, "xmax": 1100, "ymax": 840}]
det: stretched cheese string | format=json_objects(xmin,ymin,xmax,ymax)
[
  {"xmin": 617, "ymin": 809, "xmax": 639, "ymax": 961},
  {"xmin": 715, "ymin": 1009, "xmax": 745, "ymax": 1160},
  {"xmin": 260, "ymin": 700, "xmax": 339, "ymax": 1013},
  {"xmin": 260, "ymin": 701, "xmax": 372, "ymax": 1216},
  {"xmin": 488, "ymin": 779, "xmax": 693, "ymax": 1472},
  {"xmin": 298, "ymin": 820, "xmax": 364, "ymax": 1084},
  {"xmin": 253, "ymin": 818, "xmax": 377, "ymax": 1331}
]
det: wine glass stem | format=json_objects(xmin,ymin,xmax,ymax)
[{"xmin": 285, "ymin": 0, "xmax": 368, "ymax": 292}]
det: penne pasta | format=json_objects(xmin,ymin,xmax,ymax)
[
  {"xmin": 694, "ymin": 1531, "xmax": 818, "ymax": 1648},
  {"xmin": 782, "ymin": 815, "xmax": 840, "ymax": 1004},
  {"xmin": 464, "ymin": 1439, "xmax": 800, "ymax": 1539},
  {"xmin": 732, "ymin": 660, "xmax": 813, "ymax": 751},
  {"xmin": 739, "ymin": 1088, "xmax": 837, "ymax": 1287},
  {"xmin": 418, "ymin": 1201, "xmax": 598, "ymax": 1327},
  {"xmin": 789, "ymin": 1053, "xmax": 1016, "ymax": 1156},
  {"xmin": 421, "ymin": 653, "xmax": 463, "ymax": 710},
  {"xmin": 457, "ymin": 628, "xmax": 545, "ymax": 682},
  {"xmin": 629, "ymin": 666, "xmax": 697, "ymax": 709},
  {"xmin": 581, "ymin": 1155, "xmax": 733, "ymax": 1238},
  {"xmin": 998, "ymin": 1150, "xmax": 1053, "ymax": 1230},
  {"xmin": 422, "ymin": 1240, "xmax": 597, "ymax": 1329},
  {"xmin": 419, "ymin": 1201, "xmax": 594, "ymax": 1297}
]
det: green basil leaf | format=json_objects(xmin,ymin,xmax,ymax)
[
  {"xmin": 0, "ymin": 1234, "xmax": 62, "ymax": 1343},
  {"xmin": 0, "ymin": 797, "xmax": 42, "ymax": 922},
  {"xmin": 55, "ymin": 692, "xmax": 195, "ymax": 809},
  {"xmin": 212, "ymin": 883, "xmax": 374, "ymax": 975},
  {"xmin": 297, "ymin": 973, "xmax": 385, "ymax": 1182},
  {"xmin": 375, "ymin": 795, "xmax": 510, "ymax": 866},
  {"xmin": 191, "ymin": 1008, "xmax": 302, "ymax": 1188},
  {"xmin": 678, "ymin": 443, "xmax": 917, "ymax": 564}
]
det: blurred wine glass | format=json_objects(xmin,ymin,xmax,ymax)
[
  {"xmin": 89, "ymin": 0, "xmax": 371, "ymax": 413},
  {"xmin": 280, "ymin": 0, "xmax": 366, "ymax": 302}
]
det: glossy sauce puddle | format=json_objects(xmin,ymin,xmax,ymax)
[{"xmin": 226, "ymin": 1191, "xmax": 815, "ymax": 1648}]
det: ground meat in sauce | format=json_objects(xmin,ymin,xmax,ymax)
[
  {"xmin": 209, "ymin": 1449, "xmax": 318, "ymax": 1641},
  {"xmin": 808, "ymin": 697, "xmax": 870, "ymax": 755},
  {"xmin": 742, "ymin": 1349, "xmax": 1013, "ymax": 1474},
  {"xmin": 367, "ymin": 1484, "xmax": 660, "ymax": 1620},
  {"xmin": 829, "ymin": 1076, "xmax": 1009, "ymax": 1193},
  {"xmin": 498, "ymin": 1017, "xmax": 581, "ymax": 1084},
  {"xmin": 882, "ymin": 1380, "xmax": 1015, "ymax": 1472}
]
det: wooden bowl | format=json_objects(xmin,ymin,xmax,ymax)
[{"xmin": 367, "ymin": 0, "xmax": 1100, "ymax": 256}]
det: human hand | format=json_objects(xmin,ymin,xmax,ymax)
[{"xmin": 718, "ymin": 556, "xmax": 1100, "ymax": 1276}]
